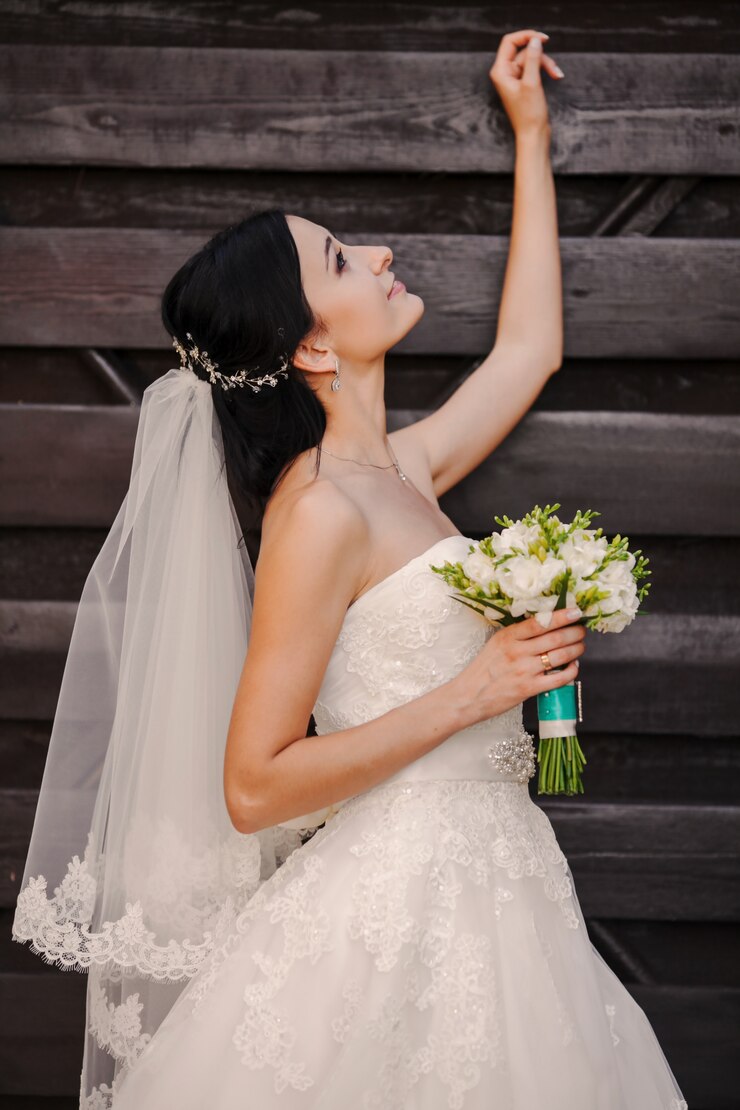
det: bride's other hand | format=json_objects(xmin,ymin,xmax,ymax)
[
  {"xmin": 452, "ymin": 607, "xmax": 585, "ymax": 726},
  {"xmin": 489, "ymin": 29, "xmax": 563, "ymax": 138}
]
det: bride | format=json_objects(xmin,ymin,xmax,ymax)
[{"xmin": 13, "ymin": 29, "xmax": 688, "ymax": 1109}]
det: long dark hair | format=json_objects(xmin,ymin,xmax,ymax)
[{"xmin": 161, "ymin": 209, "xmax": 327, "ymax": 549}]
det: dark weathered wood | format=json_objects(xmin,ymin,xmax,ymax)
[
  {"xmin": 4, "ymin": 716, "xmax": 738, "ymax": 806},
  {"xmin": 1, "ymin": 405, "xmax": 739, "ymax": 534},
  {"xmin": 542, "ymin": 802, "xmax": 740, "ymax": 920},
  {"xmin": 4, "ymin": 527, "xmax": 738, "ymax": 615},
  {"xmin": 0, "ymin": 970, "xmax": 86, "ymax": 1096},
  {"xmin": 4, "ymin": 348, "xmax": 740, "ymax": 416},
  {"xmin": 415, "ymin": 407, "xmax": 740, "ymax": 536},
  {"xmin": 616, "ymin": 177, "xmax": 703, "ymax": 236},
  {"xmin": 3, "ymin": 597, "xmax": 738, "ymax": 732},
  {"xmin": 80, "ymin": 349, "xmax": 142, "ymax": 404},
  {"xmin": 2, "ymin": 1, "xmax": 739, "ymax": 54},
  {"xmin": 2, "ymin": 229, "xmax": 738, "ymax": 356},
  {"xmin": 590, "ymin": 175, "xmax": 703, "ymax": 237},
  {"xmin": 627, "ymin": 985, "xmax": 740, "ymax": 1105},
  {"xmin": 2, "ymin": 47, "xmax": 739, "ymax": 174},
  {"xmin": 3, "ymin": 166, "xmax": 740, "ymax": 242}
]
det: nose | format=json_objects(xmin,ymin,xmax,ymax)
[{"xmin": 371, "ymin": 243, "xmax": 393, "ymax": 273}]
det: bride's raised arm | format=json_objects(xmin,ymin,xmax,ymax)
[{"xmin": 393, "ymin": 29, "xmax": 564, "ymax": 499}]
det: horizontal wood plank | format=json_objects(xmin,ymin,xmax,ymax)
[
  {"xmin": 5, "ymin": 719, "xmax": 738, "ymax": 805},
  {"xmin": 1, "ymin": 229, "xmax": 739, "ymax": 357},
  {"xmin": 2, "ymin": 47, "xmax": 739, "ymax": 174},
  {"xmin": 2, "ymin": 1, "xmax": 740, "ymax": 54},
  {"xmin": 2, "ymin": 599, "xmax": 738, "ymax": 734},
  {"xmin": 3, "ymin": 404, "xmax": 736, "ymax": 534},
  {"xmin": 2, "ymin": 167, "xmax": 739, "ymax": 242},
  {"xmin": 3, "ymin": 527, "xmax": 737, "ymax": 615}
]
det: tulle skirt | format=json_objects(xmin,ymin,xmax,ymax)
[{"xmin": 111, "ymin": 778, "xmax": 689, "ymax": 1109}]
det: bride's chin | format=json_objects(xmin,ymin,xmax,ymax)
[{"xmin": 392, "ymin": 296, "xmax": 425, "ymax": 337}]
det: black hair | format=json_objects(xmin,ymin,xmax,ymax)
[{"xmin": 161, "ymin": 208, "xmax": 327, "ymax": 550}]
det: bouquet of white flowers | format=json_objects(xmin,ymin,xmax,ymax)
[{"xmin": 430, "ymin": 504, "xmax": 651, "ymax": 795}]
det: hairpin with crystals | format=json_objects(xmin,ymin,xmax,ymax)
[{"xmin": 172, "ymin": 332, "xmax": 291, "ymax": 393}]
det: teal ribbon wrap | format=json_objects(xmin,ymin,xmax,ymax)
[{"xmin": 536, "ymin": 680, "xmax": 577, "ymax": 739}]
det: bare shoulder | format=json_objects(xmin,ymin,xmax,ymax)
[{"xmin": 258, "ymin": 475, "xmax": 370, "ymax": 610}]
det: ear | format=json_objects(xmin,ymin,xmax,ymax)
[{"xmin": 291, "ymin": 339, "xmax": 337, "ymax": 377}]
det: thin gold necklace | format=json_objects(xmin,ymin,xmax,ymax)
[{"xmin": 321, "ymin": 435, "xmax": 408, "ymax": 482}]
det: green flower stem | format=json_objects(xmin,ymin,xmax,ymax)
[{"xmin": 536, "ymin": 735, "xmax": 587, "ymax": 795}]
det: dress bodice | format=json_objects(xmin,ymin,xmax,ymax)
[
  {"xmin": 275, "ymin": 535, "xmax": 537, "ymax": 831},
  {"xmin": 313, "ymin": 535, "xmax": 513, "ymax": 735}
]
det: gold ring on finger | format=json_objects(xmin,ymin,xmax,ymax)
[{"xmin": 540, "ymin": 651, "xmax": 553, "ymax": 672}]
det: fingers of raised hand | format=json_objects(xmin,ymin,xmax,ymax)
[
  {"xmin": 495, "ymin": 29, "xmax": 549, "ymax": 64},
  {"xmin": 490, "ymin": 31, "xmax": 563, "ymax": 86}
]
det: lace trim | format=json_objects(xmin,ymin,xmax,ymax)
[
  {"xmin": 12, "ymin": 819, "xmax": 304, "ymax": 982},
  {"xmin": 79, "ymin": 1074, "xmax": 124, "ymax": 1110},
  {"xmin": 88, "ymin": 972, "xmax": 152, "ymax": 1068}
]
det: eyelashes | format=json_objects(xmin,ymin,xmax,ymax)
[{"xmin": 335, "ymin": 248, "xmax": 347, "ymax": 273}]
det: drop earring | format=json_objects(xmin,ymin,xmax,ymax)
[{"xmin": 331, "ymin": 357, "xmax": 341, "ymax": 392}]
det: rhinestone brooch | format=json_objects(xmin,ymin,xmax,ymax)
[{"xmin": 487, "ymin": 728, "xmax": 536, "ymax": 783}]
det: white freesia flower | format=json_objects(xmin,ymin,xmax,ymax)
[
  {"xmin": 595, "ymin": 561, "xmax": 638, "ymax": 615},
  {"xmin": 593, "ymin": 598, "xmax": 639, "ymax": 633},
  {"xmin": 558, "ymin": 528, "xmax": 609, "ymax": 580},
  {"xmin": 461, "ymin": 549, "xmax": 499, "ymax": 590},
  {"xmin": 490, "ymin": 521, "xmax": 541, "ymax": 558},
  {"xmin": 497, "ymin": 553, "xmax": 565, "ymax": 617},
  {"xmin": 524, "ymin": 593, "xmax": 560, "ymax": 623}
]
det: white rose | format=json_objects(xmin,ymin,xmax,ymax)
[
  {"xmin": 558, "ymin": 529, "xmax": 609, "ymax": 580},
  {"xmin": 461, "ymin": 549, "xmax": 499, "ymax": 590}
]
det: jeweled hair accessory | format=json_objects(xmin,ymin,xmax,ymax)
[{"xmin": 172, "ymin": 331, "xmax": 291, "ymax": 393}]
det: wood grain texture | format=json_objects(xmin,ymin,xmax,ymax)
[
  {"xmin": 1, "ymin": 46, "xmax": 739, "ymax": 173},
  {"xmin": 1, "ymin": 404, "xmax": 737, "ymax": 534},
  {"xmin": 2, "ymin": 167, "xmax": 740, "ymax": 241},
  {"xmin": 1, "ymin": 598, "xmax": 737, "ymax": 734},
  {"xmin": 1, "ymin": 229, "xmax": 739, "ymax": 356},
  {"xmin": 2, "ymin": 1, "xmax": 739, "ymax": 53}
]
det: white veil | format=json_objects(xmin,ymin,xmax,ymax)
[{"xmin": 12, "ymin": 363, "xmax": 328, "ymax": 1106}]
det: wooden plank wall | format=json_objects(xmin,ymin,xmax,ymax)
[{"xmin": 1, "ymin": 3, "xmax": 739, "ymax": 1107}]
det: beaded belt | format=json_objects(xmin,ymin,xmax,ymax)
[
  {"xmin": 381, "ymin": 723, "xmax": 537, "ymax": 789},
  {"xmin": 277, "ymin": 725, "xmax": 536, "ymax": 832}
]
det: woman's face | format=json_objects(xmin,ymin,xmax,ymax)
[{"xmin": 286, "ymin": 215, "xmax": 424, "ymax": 376}]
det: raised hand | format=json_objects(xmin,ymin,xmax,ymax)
[{"xmin": 489, "ymin": 29, "xmax": 564, "ymax": 138}]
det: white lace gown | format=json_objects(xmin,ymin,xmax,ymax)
[{"xmin": 111, "ymin": 534, "xmax": 689, "ymax": 1109}]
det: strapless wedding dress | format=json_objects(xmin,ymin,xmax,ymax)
[{"xmin": 111, "ymin": 534, "xmax": 688, "ymax": 1109}]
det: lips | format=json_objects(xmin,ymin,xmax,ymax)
[{"xmin": 388, "ymin": 279, "xmax": 406, "ymax": 299}]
